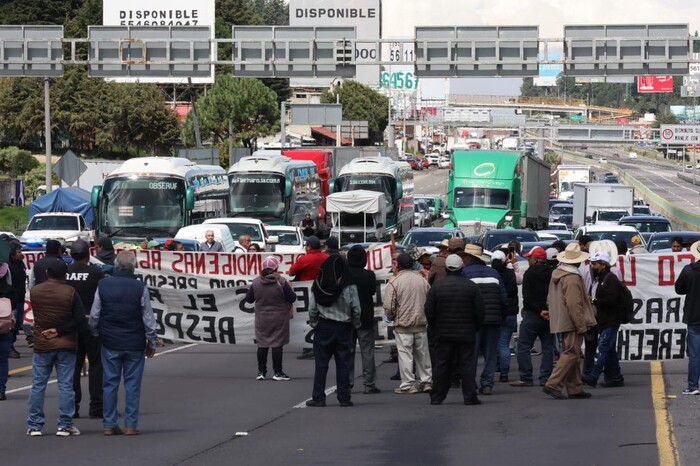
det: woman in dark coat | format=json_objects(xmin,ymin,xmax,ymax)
[{"xmin": 245, "ymin": 256, "xmax": 297, "ymax": 381}]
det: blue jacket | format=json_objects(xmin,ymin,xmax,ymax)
[
  {"xmin": 462, "ymin": 262, "xmax": 508, "ymax": 326},
  {"xmin": 95, "ymin": 271, "xmax": 148, "ymax": 351}
]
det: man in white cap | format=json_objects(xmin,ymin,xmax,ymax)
[
  {"xmin": 582, "ymin": 251, "xmax": 625, "ymax": 389},
  {"xmin": 543, "ymin": 243, "xmax": 597, "ymax": 400},
  {"xmin": 674, "ymin": 241, "xmax": 700, "ymax": 395},
  {"xmin": 425, "ymin": 254, "xmax": 484, "ymax": 405},
  {"xmin": 461, "ymin": 244, "xmax": 507, "ymax": 396}
]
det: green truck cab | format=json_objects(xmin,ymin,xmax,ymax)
[{"xmin": 445, "ymin": 150, "xmax": 550, "ymax": 235}]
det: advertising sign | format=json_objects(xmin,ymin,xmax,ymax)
[
  {"xmin": 289, "ymin": 0, "xmax": 380, "ymax": 86},
  {"xmin": 102, "ymin": 0, "xmax": 215, "ymax": 83},
  {"xmin": 637, "ymin": 75, "xmax": 674, "ymax": 93}
]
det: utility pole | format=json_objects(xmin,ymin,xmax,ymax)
[{"xmin": 44, "ymin": 78, "xmax": 52, "ymax": 193}]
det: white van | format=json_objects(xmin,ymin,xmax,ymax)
[
  {"xmin": 175, "ymin": 224, "xmax": 236, "ymax": 252},
  {"xmin": 203, "ymin": 217, "xmax": 278, "ymax": 250}
]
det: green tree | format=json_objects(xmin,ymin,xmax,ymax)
[
  {"xmin": 183, "ymin": 75, "xmax": 279, "ymax": 149},
  {"xmin": 321, "ymin": 80, "xmax": 389, "ymax": 144},
  {"xmin": 0, "ymin": 146, "xmax": 39, "ymax": 177}
]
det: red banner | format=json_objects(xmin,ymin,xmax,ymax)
[{"xmin": 637, "ymin": 75, "xmax": 674, "ymax": 93}]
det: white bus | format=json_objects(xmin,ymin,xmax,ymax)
[
  {"xmin": 91, "ymin": 157, "xmax": 228, "ymax": 243},
  {"xmin": 330, "ymin": 157, "xmax": 414, "ymax": 237},
  {"xmin": 228, "ymin": 154, "xmax": 320, "ymax": 227}
]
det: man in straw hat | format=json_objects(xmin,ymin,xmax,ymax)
[
  {"xmin": 542, "ymin": 243, "xmax": 597, "ymax": 400},
  {"xmin": 428, "ymin": 239, "xmax": 450, "ymax": 284},
  {"xmin": 674, "ymin": 241, "xmax": 700, "ymax": 395},
  {"xmin": 461, "ymin": 243, "xmax": 507, "ymax": 396}
]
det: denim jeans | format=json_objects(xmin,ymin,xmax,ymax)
[
  {"xmin": 498, "ymin": 315, "xmax": 517, "ymax": 376},
  {"xmin": 0, "ymin": 332, "xmax": 11, "ymax": 394},
  {"xmin": 27, "ymin": 350, "xmax": 77, "ymax": 430},
  {"xmin": 687, "ymin": 325, "xmax": 700, "ymax": 391},
  {"xmin": 477, "ymin": 326, "xmax": 500, "ymax": 388},
  {"xmin": 589, "ymin": 325, "xmax": 623, "ymax": 382},
  {"xmin": 516, "ymin": 313, "xmax": 554, "ymax": 383},
  {"xmin": 102, "ymin": 346, "xmax": 146, "ymax": 429}
]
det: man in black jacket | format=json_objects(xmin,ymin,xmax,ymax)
[
  {"xmin": 30, "ymin": 239, "xmax": 64, "ymax": 287},
  {"xmin": 425, "ymin": 254, "xmax": 484, "ymax": 405},
  {"xmin": 583, "ymin": 251, "xmax": 625, "ymax": 388},
  {"xmin": 346, "ymin": 245, "xmax": 380, "ymax": 394},
  {"xmin": 7, "ymin": 241, "xmax": 27, "ymax": 357},
  {"xmin": 675, "ymin": 241, "xmax": 700, "ymax": 395},
  {"xmin": 511, "ymin": 246, "xmax": 555, "ymax": 387}
]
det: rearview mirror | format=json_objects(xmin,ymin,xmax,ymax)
[
  {"xmin": 267, "ymin": 235, "xmax": 279, "ymax": 245},
  {"xmin": 91, "ymin": 186, "xmax": 102, "ymax": 209},
  {"xmin": 186, "ymin": 187, "xmax": 195, "ymax": 210}
]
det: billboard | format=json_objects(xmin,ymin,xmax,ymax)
[
  {"xmin": 289, "ymin": 0, "xmax": 381, "ymax": 86},
  {"xmin": 670, "ymin": 105, "xmax": 700, "ymax": 123},
  {"xmin": 637, "ymin": 75, "xmax": 674, "ymax": 93},
  {"xmin": 534, "ymin": 53, "xmax": 561, "ymax": 87},
  {"xmin": 102, "ymin": 0, "xmax": 215, "ymax": 83}
]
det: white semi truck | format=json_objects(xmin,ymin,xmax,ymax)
[
  {"xmin": 572, "ymin": 183, "xmax": 634, "ymax": 228},
  {"xmin": 557, "ymin": 165, "xmax": 592, "ymax": 200}
]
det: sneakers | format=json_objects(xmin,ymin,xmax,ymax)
[
  {"xmin": 464, "ymin": 397, "xmax": 482, "ymax": 405},
  {"xmin": 0, "ymin": 393, "xmax": 6, "ymax": 401},
  {"xmin": 8, "ymin": 347, "xmax": 20, "ymax": 359},
  {"xmin": 581, "ymin": 375, "xmax": 598, "ymax": 388},
  {"xmin": 363, "ymin": 386, "xmax": 381, "ymax": 394},
  {"xmin": 103, "ymin": 427, "xmax": 124, "ymax": 436},
  {"xmin": 26, "ymin": 429, "xmax": 42, "ymax": 437},
  {"xmin": 682, "ymin": 387, "xmax": 700, "ymax": 395},
  {"xmin": 56, "ymin": 426, "xmax": 81, "ymax": 437},
  {"xmin": 422, "ymin": 383, "xmax": 433, "ymax": 393},
  {"xmin": 568, "ymin": 391, "xmax": 592, "ymax": 399},
  {"xmin": 478, "ymin": 386, "xmax": 493, "ymax": 395},
  {"xmin": 510, "ymin": 380, "xmax": 533, "ymax": 387},
  {"xmin": 256, "ymin": 372, "xmax": 266, "ymax": 380},
  {"xmin": 542, "ymin": 385, "xmax": 566, "ymax": 400},
  {"xmin": 394, "ymin": 385, "xmax": 420, "ymax": 394},
  {"xmin": 305, "ymin": 399, "xmax": 326, "ymax": 407},
  {"xmin": 601, "ymin": 379, "xmax": 625, "ymax": 388},
  {"xmin": 272, "ymin": 372, "xmax": 291, "ymax": 381},
  {"xmin": 339, "ymin": 400, "xmax": 354, "ymax": 407}
]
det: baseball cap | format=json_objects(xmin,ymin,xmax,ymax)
[
  {"xmin": 445, "ymin": 254, "xmax": 464, "ymax": 271},
  {"xmin": 523, "ymin": 246, "xmax": 546, "ymax": 261},
  {"xmin": 490, "ymin": 250, "xmax": 506, "ymax": 263},
  {"xmin": 147, "ymin": 240, "xmax": 161, "ymax": 249},
  {"xmin": 305, "ymin": 235, "xmax": 321, "ymax": 250},
  {"xmin": 262, "ymin": 256, "xmax": 280, "ymax": 271},
  {"xmin": 590, "ymin": 251, "xmax": 612, "ymax": 265},
  {"xmin": 69, "ymin": 239, "xmax": 90, "ymax": 258},
  {"xmin": 447, "ymin": 237, "xmax": 465, "ymax": 251},
  {"xmin": 545, "ymin": 248, "xmax": 559, "ymax": 261}
]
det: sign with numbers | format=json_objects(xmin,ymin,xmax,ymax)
[{"xmin": 381, "ymin": 41, "xmax": 416, "ymax": 90}]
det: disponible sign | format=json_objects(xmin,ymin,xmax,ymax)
[
  {"xmin": 637, "ymin": 75, "xmax": 674, "ymax": 93},
  {"xmin": 660, "ymin": 124, "xmax": 700, "ymax": 144}
]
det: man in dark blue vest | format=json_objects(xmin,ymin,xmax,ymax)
[{"xmin": 89, "ymin": 251, "xmax": 157, "ymax": 436}]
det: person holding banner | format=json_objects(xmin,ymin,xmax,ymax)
[
  {"xmin": 674, "ymin": 241, "xmax": 700, "ymax": 395},
  {"xmin": 246, "ymin": 256, "xmax": 296, "ymax": 382},
  {"xmin": 288, "ymin": 236, "xmax": 328, "ymax": 282}
]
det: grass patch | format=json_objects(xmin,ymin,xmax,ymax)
[{"xmin": 0, "ymin": 205, "xmax": 29, "ymax": 235}]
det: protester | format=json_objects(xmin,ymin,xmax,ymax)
[
  {"xmin": 0, "ymin": 262, "xmax": 13, "ymax": 400},
  {"xmin": 582, "ymin": 251, "xmax": 625, "ymax": 389},
  {"xmin": 629, "ymin": 236, "xmax": 649, "ymax": 254},
  {"xmin": 306, "ymin": 256, "xmax": 361, "ymax": 407},
  {"xmin": 66, "ymin": 239, "xmax": 106, "ymax": 419},
  {"xmin": 674, "ymin": 241, "xmax": 700, "ymax": 395},
  {"xmin": 235, "ymin": 234, "xmax": 252, "ymax": 253},
  {"xmin": 491, "ymin": 250, "xmax": 518, "ymax": 383},
  {"xmin": 89, "ymin": 251, "xmax": 157, "ymax": 435},
  {"xmin": 165, "ymin": 239, "xmax": 184, "ymax": 252},
  {"xmin": 543, "ymin": 243, "xmax": 596, "ymax": 400},
  {"xmin": 324, "ymin": 236, "xmax": 340, "ymax": 256},
  {"xmin": 461, "ymin": 244, "xmax": 507, "ymax": 395},
  {"xmin": 248, "ymin": 243, "xmax": 262, "ymax": 252},
  {"xmin": 288, "ymin": 236, "xmax": 328, "ymax": 281},
  {"xmin": 95, "ymin": 237, "xmax": 116, "ymax": 266},
  {"xmin": 346, "ymin": 245, "xmax": 380, "ymax": 394},
  {"xmin": 425, "ymin": 254, "xmax": 484, "ymax": 405},
  {"xmin": 385, "ymin": 253, "xmax": 432, "ymax": 394},
  {"xmin": 301, "ymin": 213, "xmax": 316, "ymax": 238},
  {"xmin": 7, "ymin": 241, "xmax": 26, "ymax": 356},
  {"xmin": 246, "ymin": 256, "xmax": 296, "ymax": 381},
  {"xmin": 545, "ymin": 247, "xmax": 559, "ymax": 268},
  {"xmin": 428, "ymin": 239, "xmax": 449, "ymax": 284},
  {"xmin": 29, "ymin": 239, "xmax": 64, "ymax": 288},
  {"xmin": 671, "ymin": 236, "xmax": 684, "ymax": 253},
  {"xmin": 200, "ymin": 230, "xmax": 224, "ymax": 252},
  {"xmin": 511, "ymin": 246, "xmax": 554, "ymax": 388},
  {"xmin": 27, "ymin": 260, "xmax": 84, "ymax": 436}
]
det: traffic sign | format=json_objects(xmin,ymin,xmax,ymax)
[
  {"xmin": 691, "ymin": 63, "xmax": 700, "ymax": 75},
  {"xmin": 660, "ymin": 125, "xmax": 700, "ymax": 144},
  {"xmin": 53, "ymin": 150, "xmax": 87, "ymax": 187}
]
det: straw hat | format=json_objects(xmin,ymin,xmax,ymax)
[
  {"xmin": 690, "ymin": 241, "xmax": 700, "ymax": 260},
  {"xmin": 464, "ymin": 244, "xmax": 491, "ymax": 264},
  {"xmin": 557, "ymin": 243, "xmax": 590, "ymax": 264},
  {"xmin": 587, "ymin": 240, "xmax": 618, "ymax": 266}
]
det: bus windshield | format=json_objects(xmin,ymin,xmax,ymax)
[
  {"xmin": 229, "ymin": 174, "xmax": 285, "ymax": 218},
  {"xmin": 335, "ymin": 175, "xmax": 396, "ymax": 213},
  {"xmin": 101, "ymin": 177, "xmax": 186, "ymax": 236},
  {"xmin": 453, "ymin": 187, "xmax": 510, "ymax": 209}
]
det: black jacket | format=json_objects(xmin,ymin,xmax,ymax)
[
  {"xmin": 8, "ymin": 256, "xmax": 27, "ymax": 309},
  {"xmin": 425, "ymin": 271, "xmax": 484, "ymax": 343},
  {"xmin": 593, "ymin": 269, "xmax": 625, "ymax": 328},
  {"xmin": 675, "ymin": 261, "xmax": 700, "ymax": 326},
  {"xmin": 493, "ymin": 263, "xmax": 518, "ymax": 317},
  {"xmin": 462, "ymin": 262, "xmax": 507, "ymax": 326},
  {"xmin": 522, "ymin": 263, "xmax": 553, "ymax": 316},
  {"xmin": 346, "ymin": 246, "xmax": 377, "ymax": 330},
  {"xmin": 32, "ymin": 254, "xmax": 64, "ymax": 286}
]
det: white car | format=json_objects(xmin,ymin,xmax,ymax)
[
  {"xmin": 175, "ymin": 224, "xmax": 236, "ymax": 252},
  {"xmin": 438, "ymin": 156, "xmax": 450, "ymax": 169},
  {"xmin": 21, "ymin": 212, "xmax": 92, "ymax": 246},
  {"xmin": 264, "ymin": 226, "xmax": 304, "ymax": 254},
  {"xmin": 599, "ymin": 157, "xmax": 608, "ymax": 164},
  {"xmin": 574, "ymin": 225, "xmax": 644, "ymax": 248},
  {"xmin": 425, "ymin": 153, "xmax": 440, "ymax": 166},
  {"xmin": 203, "ymin": 217, "xmax": 278, "ymax": 250},
  {"xmin": 628, "ymin": 152, "xmax": 638, "ymax": 159}
]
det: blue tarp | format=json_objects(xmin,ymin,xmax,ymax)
[{"xmin": 28, "ymin": 187, "xmax": 94, "ymax": 226}]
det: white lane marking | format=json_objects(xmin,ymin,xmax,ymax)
[
  {"xmin": 6, "ymin": 343, "xmax": 199, "ymax": 394},
  {"xmin": 294, "ymin": 385, "xmax": 338, "ymax": 408}
]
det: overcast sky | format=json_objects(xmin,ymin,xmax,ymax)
[{"xmin": 379, "ymin": 0, "xmax": 700, "ymax": 97}]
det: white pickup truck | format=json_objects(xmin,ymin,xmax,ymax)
[{"xmin": 21, "ymin": 212, "xmax": 93, "ymax": 245}]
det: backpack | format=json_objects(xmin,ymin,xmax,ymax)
[
  {"xmin": 618, "ymin": 282, "xmax": 635, "ymax": 324},
  {"xmin": 0, "ymin": 297, "xmax": 13, "ymax": 334}
]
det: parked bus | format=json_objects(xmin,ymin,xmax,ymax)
[
  {"xmin": 91, "ymin": 157, "xmax": 228, "ymax": 243},
  {"xmin": 330, "ymin": 157, "xmax": 414, "ymax": 237},
  {"xmin": 227, "ymin": 154, "xmax": 320, "ymax": 227},
  {"xmin": 283, "ymin": 149, "xmax": 332, "ymax": 234}
]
